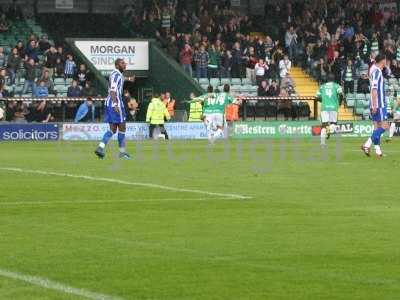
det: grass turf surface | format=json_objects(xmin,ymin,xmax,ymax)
[{"xmin": 0, "ymin": 138, "xmax": 399, "ymax": 300}]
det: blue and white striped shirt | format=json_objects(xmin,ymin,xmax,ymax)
[
  {"xmin": 106, "ymin": 69, "xmax": 124, "ymax": 108},
  {"xmin": 369, "ymin": 64, "xmax": 386, "ymax": 109},
  {"xmin": 64, "ymin": 59, "xmax": 76, "ymax": 75}
]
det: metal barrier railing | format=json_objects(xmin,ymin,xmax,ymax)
[
  {"xmin": 0, "ymin": 97, "xmax": 107, "ymax": 102},
  {"xmin": 1, "ymin": 96, "xmax": 318, "ymax": 121}
]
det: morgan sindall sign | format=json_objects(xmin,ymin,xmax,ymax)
[{"xmin": 74, "ymin": 40, "xmax": 149, "ymax": 71}]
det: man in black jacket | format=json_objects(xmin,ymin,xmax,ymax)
[
  {"xmin": 357, "ymin": 72, "xmax": 370, "ymax": 93},
  {"xmin": 21, "ymin": 58, "xmax": 37, "ymax": 96},
  {"xmin": 7, "ymin": 47, "xmax": 21, "ymax": 85}
]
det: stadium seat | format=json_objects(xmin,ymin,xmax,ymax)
[
  {"xmin": 231, "ymin": 78, "xmax": 241, "ymax": 85},
  {"xmin": 56, "ymin": 85, "xmax": 68, "ymax": 93},
  {"xmin": 355, "ymin": 107, "xmax": 364, "ymax": 115},
  {"xmin": 240, "ymin": 85, "xmax": 251, "ymax": 95},
  {"xmin": 241, "ymin": 78, "xmax": 252, "ymax": 85},
  {"xmin": 389, "ymin": 78, "xmax": 397, "ymax": 86},
  {"xmin": 356, "ymin": 94, "xmax": 366, "ymax": 103},
  {"xmin": 199, "ymin": 78, "xmax": 209, "ymax": 85},
  {"xmin": 200, "ymin": 84, "xmax": 208, "ymax": 91},
  {"xmin": 209, "ymin": 78, "xmax": 220, "ymax": 87},
  {"xmin": 249, "ymin": 86, "xmax": 258, "ymax": 93},
  {"xmin": 347, "ymin": 99, "xmax": 355, "ymax": 107},
  {"xmin": 14, "ymin": 85, "xmax": 23, "ymax": 94},
  {"xmin": 54, "ymin": 78, "xmax": 65, "ymax": 85},
  {"xmin": 363, "ymin": 109, "xmax": 370, "ymax": 119},
  {"xmin": 230, "ymin": 85, "xmax": 241, "ymax": 95},
  {"xmin": 220, "ymin": 78, "xmax": 231, "ymax": 85}
]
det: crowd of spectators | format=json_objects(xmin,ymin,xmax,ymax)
[
  {"xmin": 0, "ymin": 38, "xmax": 94, "ymax": 97},
  {"xmin": 4, "ymin": 0, "xmax": 400, "ymax": 123},
  {"xmin": 126, "ymin": 0, "xmax": 295, "ymax": 93},
  {"xmin": 293, "ymin": 1, "xmax": 400, "ymax": 91},
  {"xmin": 0, "ymin": 1, "xmax": 101, "ymax": 122},
  {"xmin": 126, "ymin": 0, "xmax": 400, "ymax": 97}
]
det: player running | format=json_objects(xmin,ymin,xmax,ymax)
[
  {"xmin": 316, "ymin": 73, "xmax": 344, "ymax": 146},
  {"xmin": 95, "ymin": 58, "xmax": 135, "ymax": 159},
  {"xmin": 362, "ymin": 54, "xmax": 388, "ymax": 158},
  {"xmin": 193, "ymin": 84, "xmax": 240, "ymax": 144},
  {"xmin": 387, "ymin": 95, "xmax": 400, "ymax": 141}
]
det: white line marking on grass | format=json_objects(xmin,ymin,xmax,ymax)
[
  {"xmin": 0, "ymin": 268, "xmax": 123, "ymax": 300},
  {"xmin": 0, "ymin": 167, "xmax": 252, "ymax": 200},
  {"xmin": 0, "ymin": 198, "xmax": 231, "ymax": 206},
  {"xmin": 348, "ymin": 149, "xmax": 400, "ymax": 154}
]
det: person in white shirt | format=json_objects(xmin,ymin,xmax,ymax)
[
  {"xmin": 254, "ymin": 58, "xmax": 268, "ymax": 85},
  {"xmin": 279, "ymin": 55, "xmax": 292, "ymax": 80}
]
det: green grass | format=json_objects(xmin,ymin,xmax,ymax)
[{"xmin": 0, "ymin": 138, "xmax": 400, "ymax": 300}]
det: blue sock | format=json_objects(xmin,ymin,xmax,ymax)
[
  {"xmin": 372, "ymin": 127, "xmax": 385, "ymax": 145},
  {"xmin": 118, "ymin": 131, "xmax": 126, "ymax": 151},
  {"xmin": 100, "ymin": 130, "xmax": 113, "ymax": 147}
]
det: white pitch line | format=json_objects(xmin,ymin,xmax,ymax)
[
  {"xmin": 348, "ymin": 149, "xmax": 400, "ymax": 154},
  {"xmin": 0, "ymin": 268, "xmax": 123, "ymax": 300},
  {"xmin": 0, "ymin": 167, "xmax": 251, "ymax": 200},
  {"xmin": 0, "ymin": 198, "xmax": 231, "ymax": 206}
]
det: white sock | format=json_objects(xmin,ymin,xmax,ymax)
[
  {"xmin": 119, "ymin": 147, "xmax": 125, "ymax": 153},
  {"xmin": 389, "ymin": 122, "xmax": 396, "ymax": 138},
  {"xmin": 374, "ymin": 145, "xmax": 382, "ymax": 155},
  {"xmin": 321, "ymin": 128, "xmax": 327, "ymax": 145},
  {"xmin": 99, "ymin": 142, "xmax": 106, "ymax": 149},
  {"xmin": 364, "ymin": 138, "xmax": 372, "ymax": 148},
  {"xmin": 208, "ymin": 131, "xmax": 215, "ymax": 143}
]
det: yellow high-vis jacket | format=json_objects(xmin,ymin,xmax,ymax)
[
  {"xmin": 188, "ymin": 101, "xmax": 203, "ymax": 122},
  {"xmin": 146, "ymin": 97, "xmax": 171, "ymax": 125}
]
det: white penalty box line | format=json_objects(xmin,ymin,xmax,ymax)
[
  {"xmin": 0, "ymin": 198, "xmax": 234, "ymax": 206},
  {"xmin": 0, "ymin": 167, "xmax": 252, "ymax": 200},
  {"xmin": 0, "ymin": 268, "xmax": 123, "ymax": 300}
]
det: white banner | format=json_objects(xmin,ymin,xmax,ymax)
[
  {"xmin": 55, "ymin": 0, "xmax": 73, "ymax": 9},
  {"xmin": 74, "ymin": 40, "xmax": 149, "ymax": 71},
  {"xmin": 62, "ymin": 123, "xmax": 209, "ymax": 141}
]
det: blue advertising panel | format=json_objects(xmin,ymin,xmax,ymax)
[{"xmin": 0, "ymin": 123, "xmax": 60, "ymax": 141}]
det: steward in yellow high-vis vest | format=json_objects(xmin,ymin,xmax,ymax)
[
  {"xmin": 188, "ymin": 100, "xmax": 203, "ymax": 122},
  {"xmin": 146, "ymin": 96, "xmax": 171, "ymax": 139}
]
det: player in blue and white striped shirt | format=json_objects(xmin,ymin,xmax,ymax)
[
  {"xmin": 362, "ymin": 54, "xmax": 388, "ymax": 158},
  {"xmin": 95, "ymin": 58, "xmax": 135, "ymax": 159}
]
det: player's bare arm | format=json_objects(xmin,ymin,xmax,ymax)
[
  {"xmin": 371, "ymin": 88, "xmax": 378, "ymax": 114},
  {"xmin": 110, "ymin": 90, "xmax": 120, "ymax": 113}
]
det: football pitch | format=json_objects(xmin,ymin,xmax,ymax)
[{"xmin": 0, "ymin": 138, "xmax": 399, "ymax": 300}]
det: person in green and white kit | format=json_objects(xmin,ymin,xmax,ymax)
[
  {"xmin": 388, "ymin": 95, "xmax": 400, "ymax": 140},
  {"xmin": 193, "ymin": 84, "xmax": 240, "ymax": 144},
  {"xmin": 316, "ymin": 73, "xmax": 344, "ymax": 146}
]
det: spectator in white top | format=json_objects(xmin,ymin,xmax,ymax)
[
  {"xmin": 279, "ymin": 55, "xmax": 291, "ymax": 82},
  {"xmin": 254, "ymin": 58, "xmax": 267, "ymax": 85}
]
